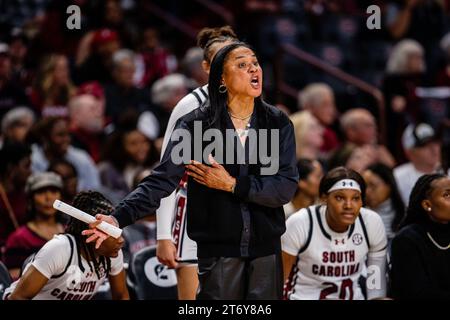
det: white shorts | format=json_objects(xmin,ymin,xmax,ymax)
[{"xmin": 172, "ymin": 183, "xmax": 197, "ymax": 267}]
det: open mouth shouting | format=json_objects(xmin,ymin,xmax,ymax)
[{"xmin": 250, "ymin": 75, "xmax": 260, "ymax": 89}]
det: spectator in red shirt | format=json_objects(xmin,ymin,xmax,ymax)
[{"xmin": 137, "ymin": 27, "xmax": 176, "ymax": 88}]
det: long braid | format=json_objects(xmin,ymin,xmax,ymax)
[
  {"xmin": 400, "ymin": 173, "xmax": 447, "ymax": 229},
  {"xmin": 65, "ymin": 191, "xmax": 114, "ymax": 279}
]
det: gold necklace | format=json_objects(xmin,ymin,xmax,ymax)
[
  {"xmin": 427, "ymin": 232, "xmax": 450, "ymax": 250},
  {"xmin": 228, "ymin": 111, "xmax": 252, "ymax": 120}
]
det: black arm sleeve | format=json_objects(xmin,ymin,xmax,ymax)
[{"xmin": 111, "ymin": 122, "xmax": 188, "ymax": 228}]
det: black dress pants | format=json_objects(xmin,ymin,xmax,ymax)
[{"xmin": 196, "ymin": 254, "xmax": 283, "ymax": 300}]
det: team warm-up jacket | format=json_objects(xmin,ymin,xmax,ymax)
[{"xmin": 112, "ymin": 99, "xmax": 298, "ymax": 258}]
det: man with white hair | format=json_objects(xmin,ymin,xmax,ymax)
[
  {"xmin": 151, "ymin": 73, "xmax": 188, "ymax": 137},
  {"xmin": 182, "ymin": 47, "xmax": 208, "ymax": 88},
  {"xmin": 104, "ymin": 49, "xmax": 152, "ymax": 125},
  {"xmin": 298, "ymin": 83, "xmax": 339, "ymax": 154},
  {"xmin": 0, "ymin": 106, "xmax": 35, "ymax": 147},
  {"xmin": 340, "ymin": 108, "xmax": 396, "ymax": 169},
  {"xmin": 68, "ymin": 89, "xmax": 107, "ymax": 163}
]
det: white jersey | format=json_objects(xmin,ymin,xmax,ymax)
[
  {"xmin": 282, "ymin": 205, "xmax": 387, "ymax": 300},
  {"xmin": 156, "ymin": 85, "xmax": 208, "ymax": 264},
  {"xmin": 4, "ymin": 234, "xmax": 123, "ymax": 300}
]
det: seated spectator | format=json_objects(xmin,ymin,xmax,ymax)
[
  {"xmin": 339, "ymin": 108, "xmax": 396, "ymax": 168},
  {"xmin": 383, "ymin": 39, "xmax": 426, "ymax": 162},
  {"xmin": 75, "ymin": 28, "xmax": 120, "ymax": 84},
  {"xmin": 3, "ymin": 191, "xmax": 129, "ymax": 300},
  {"xmin": 0, "ymin": 143, "xmax": 32, "ymax": 248},
  {"xmin": 48, "ymin": 159, "xmax": 78, "ymax": 205},
  {"xmin": 298, "ymin": 83, "xmax": 340, "ymax": 155},
  {"xmin": 0, "ymin": 43, "xmax": 29, "ymax": 121},
  {"xmin": 363, "ymin": 163, "xmax": 405, "ymax": 241},
  {"xmin": 122, "ymin": 168, "xmax": 157, "ymax": 265},
  {"xmin": 386, "ymin": 0, "xmax": 446, "ymax": 76},
  {"xmin": 181, "ymin": 47, "xmax": 208, "ymax": 88},
  {"xmin": 284, "ymin": 159, "xmax": 323, "ymax": 219},
  {"xmin": 68, "ymin": 86, "xmax": 108, "ymax": 163},
  {"xmin": 29, "ymin": 117, "xmax": 100, "ymax": 191},
  {"xmin": 0, "ymin": 106, "xmax": 35, "ymax": 147},
  {"xmin": 3, "ymin": 172, "xmax": 64, "ymax": 279},
  {"xmin": 289, "ymin": 110, "xmax": 324, "ymax": 160},
  {"xmin": 104, "ymin": 49, "xmax": 153, "ymax": 125},
  {"xmin": 137, "ymin": 27, "xmax": 175, "ymax": 88},
  {"xmin": 8, "ymin": 29, "xmax": 32, "ymax": 89},
  {"xmin": 90, "ymin": 0, "xmax": 137, "ymax": 49},
  {"xmin": 151, "ymin": 74, "xmax": 189, "ymax": 138},
  {"xmin": 30, "ymin": 54, "xmax": 76, "ymax": 118},
  {"xmin": 390, "ymin": 174, "xmax": 450, "ymax": 299},
  {"xmin": 98, "ymin": 115, "xmax": 158, "ymax": 204},
  {"xmin": 394, "ymin": 123, "xmax": 443, "ymax": 204}
]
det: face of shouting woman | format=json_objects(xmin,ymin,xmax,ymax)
[{"xmin": 221, "ymin": 47, "xmax": 263, "ymax": 100}]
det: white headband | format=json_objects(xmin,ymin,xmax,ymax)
[{"xmin": 327, "ymin": 179, "xmax": 361, "ymax": 193}]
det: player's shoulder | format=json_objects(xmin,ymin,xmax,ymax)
[
  {"xmin": 176, "ymin": 85, "xmax": 208, "ymax": 109},
  {"xmin": 286, "ymin": 205, "xmax": 315, "ymax": 226},
  {"xmin": 359, "ymin": 207, "xmax": 382, "ymax": 223},
  {"xmin": 359, "ymin": 207, "xmax": 386, "ymax": 239},
  {"xmin": 33, "ymin": 234, "xmax": 73, "ymax": 264},
  {"xmin": 43, "ymin": 234, "xmax": 73, "ymax": 251}
]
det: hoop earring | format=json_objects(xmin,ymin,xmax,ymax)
[{"xmin": 219, "ymin": 84, "xmax": 227, "ymax": 93}]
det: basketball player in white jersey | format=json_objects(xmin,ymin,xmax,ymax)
[
  {"xmin": 4, "ymin": 191, "xmax": 128, "ymax": 300},
  {"xmin": 282, "ymin": 167, "xmax": 387, "ymax": 300},
  {"xmin": 156, "ymin": 26, "xmax": 238, "ymax": 300}
]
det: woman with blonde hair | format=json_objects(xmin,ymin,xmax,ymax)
[
  {"xmin": 31, "ymin": 54, "xmax": 76, "ymax": 118},
  {"xmin": 289, "ymin": 110, "xmax": 324, "ymax": 160}
]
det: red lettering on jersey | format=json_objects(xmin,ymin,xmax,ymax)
[
  {"xmin": 322, "ymin": 250, "xmax": 356, "ymax": 264},
  {"xmin": 172, "ymin": 195, "xmax": 186, "ymax": 248},
  {"xmin": 349, "ymin": 250, "xmax": 355, "ymax": 262},
  {"xmin": 81, "ymin": 282, "xmax": 89, "ymax": 293},
  {"xmin": 89, "ymin": 281, "xmax": 96, "ymax": 293},
  {"xmin": 330, "ymin": 252, "xmax": 335, "ymax": 263}
]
